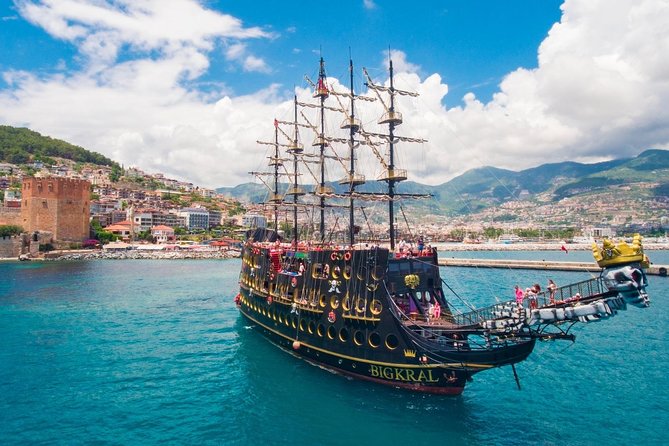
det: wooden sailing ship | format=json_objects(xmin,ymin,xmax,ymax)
[{"xmin": 235, "ymin": 56, "xmax": 651, "ymax": 394}]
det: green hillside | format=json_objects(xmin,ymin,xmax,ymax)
[{"xmin": 0, "ymin": 126, "xmax": 117, "ymax": 167}]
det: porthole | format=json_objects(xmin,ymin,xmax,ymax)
[
  {"xmin": 355, "ymin": 298, "xmax": 366, "ymax": 314},
  {"xmin": 332, "ymin": 266, "xmax": 341, "ymax": 279},
  {"xmin": 353, "ymin": 330, "xmax": 364, "ymax": 346},
  {"xmin": 330, "ymin": 295, "xmax": 340, "ymax": 309},
  {"xmin": 343, "ymin": 265, "xmax": 352, "ymax": 280},
  {"xmin": 342, "ymin": 295, "xmax": 351, "ymax": 312},
  {"xmin": 371, "ymin": 265, "xmax": 385, "ymax": 281},
  {"xmin": 369, "ymin": 332, "xmax": 381, "ymax": 348},
  {"xmin": 370, "ymin": 299, "xmax": 383, "ymax": 315},
  {"xmin": 327, "ymin": 325, "xmax": 336, "ymax": 340},
  {"xmin": 284, "ymin": 316, "xmax": 290, "ymax": 327},
  {"xmin": 308, "ymin": 321, "xmax": 315, "ymax": 334},
  {"xmin": 291, "ymin": 316, "xmax": 297, "ymax": 329},
  {"xmin": 319, "ymin": 294, "xmax": 327, "ymax": 308},
  {"xmin": 299, "ymin": 319, "xmax": 306, "ymax": 332},
  {"xmin": 385, "ymin": 334, "xmax": 399, "ymax": 350},
  {"xmin": 317, "ymin": 324, "xmax": 325, "ymax": 337},
  {"xmin": 339, "ymin": 327, "xmax": 349, "ymax": 342}
]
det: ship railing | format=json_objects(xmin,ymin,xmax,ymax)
[{"xmin": 451, "ymin": 277, "xmax": 609, "ymax": 326}]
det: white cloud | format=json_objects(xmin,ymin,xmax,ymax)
[
  {"xmin": 16, "ymin": 0, "xmax": 270, "ymax": 68},
  {"xmin": 243, "ymin": 55, "xmax": 269, "ymax": 73},
  {"xmin": 383, "ymin": 49, "xmax": 420, "ymax": 75},
  {"xmin": 1, "ymin": 0, "xmax": 669, "ymax": 189},
  {"xmin": 363, "ymin": 0, "xmax": 377, "ymax": 10},
  {"xmin": 412, "ymin": 0, "xmax": 669, "ymax": 183}
]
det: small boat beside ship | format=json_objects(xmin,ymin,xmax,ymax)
[{"xmin": 234, "ymin": 56, "xmax": 651, "ymax": 394}]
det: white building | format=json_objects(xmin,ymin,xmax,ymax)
[
  {"xmin": 242, "ymin": 213, "xmax": 267, "ymax": 229},
  {"xmin": 178, "ymin": 207, "xmax": 210, "ymax": 230}
]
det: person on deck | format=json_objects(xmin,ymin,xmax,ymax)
[
  {"xmin": 547, "ymin": 279, "xmax": 557, "ymax": 304},
  {"xmin": 514, "ymin": 285, "xmax": 524, "ymax": 306}
]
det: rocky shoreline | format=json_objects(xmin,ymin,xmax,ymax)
[
  {"xmin": 3, "ymin": 242, "xmax": 668, "ymax": 262},
  {"xmin": 0, "ymin": 249, "xmax": 241, "ymax": 262}
]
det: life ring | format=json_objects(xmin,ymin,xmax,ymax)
[
  {"xmin": 291, "ymin": 277, "xmax": 298, "ymax": 288},
  {"xmin": 343, "ymin": 251, "xmax": 352, "ymax": 261},
  {"xmin": 328, "ymin": 311, "xmax": 336, "ymax": 323},
  {"xmin": 330, "ymin": 251, "xmax": 340, "ymax": 261}
]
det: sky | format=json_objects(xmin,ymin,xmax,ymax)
[{"xmin": 0, "ymin": 0, "xmax": 668, "ymax": 188}]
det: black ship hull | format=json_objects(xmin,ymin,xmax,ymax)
[{"xmin": 236, "ymin": 241, "xmax": 537, "ymax": 395}]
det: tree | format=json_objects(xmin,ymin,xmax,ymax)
[
  {"xmin": 96, "ymin": 231, "xmax": 117, "ymax": 244},
  {"xmin": 109, "ymin": 164, "xmax": 122, "ymax": 182},
  {"xmin": 0, "ymin": 225, "xmax": 24, "ymax": 237}
]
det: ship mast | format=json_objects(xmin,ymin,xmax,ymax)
[
  {"xmin": 272, "ymin": 121, "xmax": 279, "ymax": 230},
  {"xmin": 387, "ymin": 59, "xmax": 398, "ymax": 250},
  {"xmin": 253, "ymin": 119, "xmax": 288, "ymax": 234},
  {"xmin": 364, "ymin": 57, "xmax": 426, "ymax": 250},
  {"xmin": 347, "ymin": 59, "xmax": 357, "ymax": 246},
  {"xmin": 315, "ymin": 57, "xmax": 329, "ymax": 244},
  {"xmin": 286, "ymin": 95, "xmax": 305, "ymax": 246}
]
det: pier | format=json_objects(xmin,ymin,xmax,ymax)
[{"xmin": 437, "ymin": 258, "xmax": 668, "ymax": 276}]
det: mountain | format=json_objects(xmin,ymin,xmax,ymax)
[
  {"xmin": 218, "ymin": 149, "xmax": 669, "ymax": 216},
  {"xmin": 0, "ymin": 126, "xmax": 117, "ymax": 167}
]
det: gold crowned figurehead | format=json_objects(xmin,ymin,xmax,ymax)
[{"xmin": 592, "ymin": 233, "xmax": 650, "ymax": 268}]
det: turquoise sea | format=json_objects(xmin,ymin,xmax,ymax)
[{"xmin": 1, "ymin": 251, "xmax": 668, "ymax": 445}]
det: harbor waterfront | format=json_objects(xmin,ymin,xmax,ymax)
[{"xmin": 1, "ymin": 254, "xmax": 667, "ymax": 445}]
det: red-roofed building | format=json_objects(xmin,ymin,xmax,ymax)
[
  {"xmin": 105, "ymin": 220, "xmax": 133, "ymax": 240},
  {"xmin": 151, "ymin": 225, "xmax": 175, "ymax": 243}
]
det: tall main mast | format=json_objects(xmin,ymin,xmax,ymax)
[
  {"xmin": 387, "ymin": 59, "xmax": 398, "ymax": 250},
  {"xmin": 315, "ymin": 57, "xmax": 329, "ymax": 243},
  {"xmin": 364, "ymin": 57, "xmax": 426, "ymax": 250},
  {"xmin": 347, "ymin": 59, "xmax": 357, "ymax": 246}
]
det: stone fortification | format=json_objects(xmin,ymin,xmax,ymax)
[
  {"xmin": 0, "ymin": 235, "xmax": 23, "ymax": 258},
  {"xmin": 21, "ymin": 177, "xmax": 90, "ymax": 242},
  {"xmin": 0, "ymin": 207, "xmax": 22, "ymax": 226}
]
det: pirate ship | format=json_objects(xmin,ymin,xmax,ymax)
[{"xmin": 235, "ymin": 57, "xmax": 651, "ymax": 394}]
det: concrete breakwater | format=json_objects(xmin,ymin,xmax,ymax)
[
  {"xmin": 432, "ymin": 242, "xmax": 669, "ymax": 252},
  {"xmin": 438, "ymin": 257, "xmax": 668, "ymax": 276}
]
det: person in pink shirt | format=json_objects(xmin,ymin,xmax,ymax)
[{"xmin": 514, "ymin": 285, "xmax": 524, "ymax": 306}]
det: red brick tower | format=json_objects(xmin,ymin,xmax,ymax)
[{"xmin": 21, "ymin": 177, "xmax": 91, "ymax": 242}]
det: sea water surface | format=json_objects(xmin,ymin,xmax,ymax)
[{"xmin": 1, "ymin": 252, "xmax": 667, "ymax": 445}]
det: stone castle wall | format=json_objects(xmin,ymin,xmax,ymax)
[
  {"xmin": 21, "ymin": 177, "xmax": 90, "ymax": 242},
  {"xmin": 0, "ymin": 235, "xmax": 23, "ymax": 258},
  {"xmin": 0, "ymin": 207, "xmax": 22, "ymax": 226}
]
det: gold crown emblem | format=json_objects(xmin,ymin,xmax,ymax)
[
  {"xmin": 592, "ymin": 233, "xmax": 649, "ymax": 268},
  {"xmin": 403, "ymin": 349, "xmax": 416, "ymax": 358}
]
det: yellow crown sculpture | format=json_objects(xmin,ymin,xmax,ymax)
[{"xmin": 592, "ymin": 233, "xmax": 650, "ymax": 268}]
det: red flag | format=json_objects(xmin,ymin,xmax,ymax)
[
  {"xmin": 561, "ymin": 245, "xmax": 569, "ymax": 254},
  {"xmin": 273, "ymin": 118, "xmax": 278, "ymax": 128}
]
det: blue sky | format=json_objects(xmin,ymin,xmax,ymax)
[
  {"xmin": 0, "ymin": 1, "xmax": 562, "ymax": 105},
  {"xmin": 0, "ymin": 1, "xmax": 667, "ymax": 188}
]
